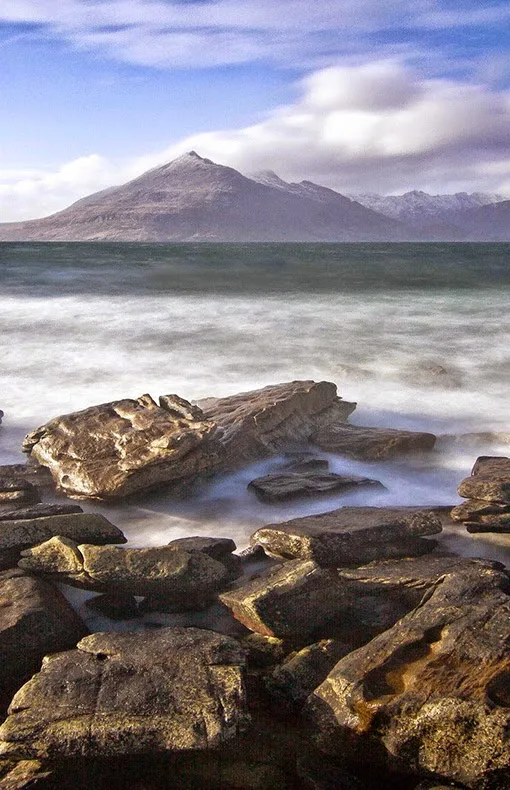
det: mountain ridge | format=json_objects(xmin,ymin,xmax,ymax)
[{"xmin": 0, "ymin": 152, "xmax": 508, "ymax": 241}]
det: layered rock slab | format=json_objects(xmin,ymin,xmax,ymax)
[
  {"xmin": 0, "ymin": 568, "xmax": 87, "ymax": 713},
  {"xmin": 247, "ymin": 471, "xmax": 383, "ymax": 503},
  {"xmin": 312, "ymin": 424, "xmax": 436, "ymax": 460},
  {"xmin": 306, "ymin": 563, "xmax": 510, "ymax": 788},
  {"xmin": 455, "ymin": 456, "xmax": 510, "ymax": 532},
  {"xmin": 251, "ymin": 507, "xmax": 442, "ymax": 566},
  {"xmin": 22, "ymin": 381, "xmax": 356, "ymax": 499},
  {"xmin": 22, "ymin": 393, "xmax": 222, "ymax": 499},
  {"xmin": 0, "ymin": 513, "xmax": 126, "ymax": 571},
  {"xmin": 0, "ymin": 627, "xmax": 249, "ymax": 759},
  {"xmin": 19, "ymin": 539, "xmax": 231, "ymax": 610}
]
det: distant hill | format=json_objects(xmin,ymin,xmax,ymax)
[
  {"xmin": 0, "ymin": 153, "xmax": 507, "ymax": 241},
  {"xmin": 0, "ymin": 153, "xmax": 421, "ymax": 242}
]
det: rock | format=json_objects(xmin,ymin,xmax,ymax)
[
  {"xmin": 167, "ymin": 535, "xmax": 242, "ymax": 582},
  {"xmin": 85, "ymin": 592, "xmax": 139, "ymax": 620},
  {"xmin": 457, "ymin": 474, "xmax": 510, "ymax": 504},
  {"xmin": 23, "ymin": 382, "xmax": 356, "ymax": 500},
  {"xmin": 296, "ymin": 752, "xmax": 368, "ymax": 790},
  {"xmin": 265, "ymin": 639, "xmax": 351, "ymax": 706},
  {"xmin": 19, "ymin": 539, "xmax": 231, "ymax": 609},
  {"xmin": 399, "ymin": 360, "xmax": 463, "ymax": 390},
  {"xmin": 22, "ymin": 393, "xmax": 223, "ymax": 499},
  {"xmin": 0, "ymin": 513, "xmax": 126, "ymax": 571},
  {"xmin": 241, "ymin": 633, "xmax": 288, "ymax": 668},
  {"xmin": 199, "ymin": 380, "xmax": 356, "ymax": 464},
  {"xmin": 0, "ymin": 759, "xmax": 53, "ymax": 789},
  {"xmin": 0, "ymin": 503, "xmax": 83, "ymax": 521},
  {"xmin": 465, "ymin": 520, "xmax": 510, "ymax": 533},
  {"xmin": 0, "ymin": 409, "xmax": 3, "ymax": 425},
  {"xmin": 471, "ymin": 455, "xmax": 510, "ymax": 476},
  {"xmin": 0, "ymin": 627, "xmax": 249, "ymax": 759},
  {"xmin": 247, "ymin": 471, "xmax": 383, "ymax": 503},
  {"xmin": 0, "ymin": 479, "xmax": 40, "ymax": 507},
  {"xmin": 0, "ymin": 568, "xmax": 87, "ymax": 714},
  {"xmin": 250, "ymin": 507, "xmax": 442, "ymax": 566},
  {"xmin": 450, "ymin": 499, "xmax": 510, "ymax": 522},
  {"xmin": 0, "ymin": 465, "xmax": 54, "ymax": 490},
  {"xmin": 311, "ymin": 424, "xmax": 436, "ymax": 461},
  {"xmin": 284, "ymin": 457, "xmax": 330, "ymax": 473},
  {"xmin": 306, "ymin": 563, "xmax": 510, "ymax": 788}
]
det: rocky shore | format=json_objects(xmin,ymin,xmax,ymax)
[{"xmin": 0, "ymin": 380, "xmax": 509, "ymax": 789}]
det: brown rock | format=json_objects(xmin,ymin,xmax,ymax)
[
  {"xmin": 0, "ymin": 464, "xmax": 54, "ymax": 490},
  {"xmin": 85, "ymin": 592, "xmax": 138, "ymax": 620},
  {"xmin": 250, "ymin": 507, "xmax": 442, "ymax": 566},
  {"xmin": 306, "ymin": 563, "xmax": 510, "ymax": 788},
  {"xmin": 457, "ymin": 474, "xmax": 510, "ymax": 504},
  {"xmin": 0, "ymin": 479, "xmax": 40, "ymax": 507},
  {"xmin": 0, "ymin": 503, "xmax": 83, "ymax": 521},
  {"xmin": 312, "ymin": 424, "xmax": 436, "ymax": 460},
  {"xmin": 0, "ymin": 513, "xmax": 126, "ymax": 571},
  {"xmin": 471, "ymin": 455, "xmax": 510, "ymax": 476},
  {"xmin": 0, "ymin": 759, "xmax": 53, "ymax": 789},
  {"xmin": 167, "ymin": 535, "xmax": 237, "ymax": 558},
  {"xmin": 0, "ymin": 568, "xmax": 87, "ymax": 714},
  {"xmin": 247, "ymin": 471, "xmax": 383, "ymax": 503},
  {"xmin": 200, "ymin": 380, "xmax": 356, "ymax": 464},
  {"xmin": 19, "ymin": 539, "xmax": 230, "ymax": 608},
  {"xmin": 450, "ymin": 498, "xmax": 510, "ymax": 521},
  {"xmin": 0, "ymin": 627, "xmax": 249, "ymax": 759}
]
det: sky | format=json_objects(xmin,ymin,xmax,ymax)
[{"xmin": 1, "ymin": 0, "xmax": 510, "ymax": 221}]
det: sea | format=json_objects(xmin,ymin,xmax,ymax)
[{"xmin": 2, "ymin": 241, "xmax": 510, "ymax": 575}]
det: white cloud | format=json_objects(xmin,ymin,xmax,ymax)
[{"xmin": 1, "ymin": 61, "xmax": 510, "ymax": 221}]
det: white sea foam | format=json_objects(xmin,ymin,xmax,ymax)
[{"xmin": 1, "ymin": 271, "xmax": 510, "ymax": 564}]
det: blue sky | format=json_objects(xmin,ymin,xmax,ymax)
[{"xmin": 1, "ymin": 0, "xmax": 510, "ymax": 220}]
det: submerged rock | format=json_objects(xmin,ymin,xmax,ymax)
[
  {"xmin": 306, "ymin": 563, "xmax": 510, "ymax": 788},
  {"xmin": 311, "ymin": 423, "xmax": 436, "ymax": 460},
  {"xmin": 19, "ymin": 538, "xmax": 231, "ymax": 609},
  {"xmin": 247, "ymin": 471, "xmax": 383, "ymax": 503},
  {"xmin": 0, "ymin": 512, "xmax": 126, "ymax": 571},
  {"xmin": 250, "ymin": 506, "xmax": 442, "ymax": 566},
  {"xmin": 0, "ymin": 627, "xmax": 249, "ymax": 759},
  {"xmin": 0, "ymin": 568, "xmax": 87, "ymax": 714}
]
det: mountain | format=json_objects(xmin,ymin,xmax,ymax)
[
  {"xmin": 348, "ymin": 190, "xmax": 506, "ymax": 229},
  {"xmin": 0, "ymin": 152, "xmax": 417, "ymax": 242},
  {"xmin": 457, "ymin": 199, "xmax": 510, "ymax": 241}
]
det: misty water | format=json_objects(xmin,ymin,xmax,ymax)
[{"xmin": 2, "ymin": 241, "xmax": 510, "ymax": 576}]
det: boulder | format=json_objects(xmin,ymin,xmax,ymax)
[
  {"xmin": 19, "ymin": 539, "xmax": 231, "ymax": 609},
  {"xmin": 219, "ymin": 560, "xmax": 351, "ymax": 640},
  {"xmin": 22, "ymin": 382, "xmax": 356, "ymax": 500},
  {"xmin": 265, "ymin": 639, "xmax": 351, "ymax": 707},
  {"xmin": 0, "ymin": 513, "xmax": 126, "ymax": 571},
  {"xmin": 0, "ymin": 627, "xmax": 249, "ymax": 759},
  {"xmin": 306, "ymin": 564, "xmax": 510, "ymax": 788},
  {"xmin": 311, "ymin": 424, "xmax": 436, "ymax": 461},
  {"xmin": 250, "ymin": 507, "xmax": 442, "ymax": 566},
  {"xmin": 471, "ymin": 455, "xmax": 510, "ymax": 476},
  {"xmin": 0, "ymin": 568, "xmax": 87, "ymax": 714},
  {"xmin": 199, "ymin": 380, "xmax": 356, "ymax": 464},
  {"xmin": 166, "ymin": 535, "xmax": 242, "ymax": 583},
  {"xmin": 247, "ymin": 472, "xmax": 383, "ymax": 503},
  {"xmin": 457, "ymin": 475, "xmax": 510, "ymax": 504},
  {"xmin": 450, "ymin": 498, "xmax": 510, "ymax": 522}
]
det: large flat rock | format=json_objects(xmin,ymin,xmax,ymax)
[
  {"xmin": 22, "ymin": 382, "xmax": 355, "ymax": 500},
  {"xmin": 0, "ymin": 513, "xmax": 126, "ymax": 571},
  {"xmin": 22, "ymin": 393, "xmax": 223, "ymax": 499},
  {"xmin": 200, "ymin": 380, "xmax": 356, "ymax": 464},
  {"xmin": 0, "ymin": 568, "xmax": 87, "ymax": 714},
  {"xmin": 19, "ymin": 538, "xmax": 231, "ymax": 609},
  {"xmin": 311, "ymin": 424, "xmax": 436, "ymax": 460},
  {"xmin": 306, "ymin": 563, "xmax": 510, "ymax": 788},
  {"xmin": 251, "ymin": 507, "xmax": 442, "ymax": 566},
  {"xmin": 0, "ymin": 627, "xmax": 249, "ymax": 759}
]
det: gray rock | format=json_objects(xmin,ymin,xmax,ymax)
[
  {"xmin": 247, "ymin": 471, "xmax": 383, "ymax": 503},
  {"xmin": 19, "ymin": 538, "xmax": 231, "ymax": 609},
  {"xmin": 0, "ymin": 503, "xmax": 83, "ymax": 521},
  {"xmin": 0, "ymin": 568, "xmax": 87, "ymax": 714},
  {"xmin": 0, "ymin": 512, "xmax": 126, "ymax": 571},
  {"xmin": 312, "ymin": 423, "xmax": 436, "ymax": 460},
  {"xmin": 250, "ymin": 506, "xmax": 442, "ymax": 566},
  {"xmin": 306, "ymin": 564, "xmax": 510, "ymax": 788},
  {"xmin": 0, "ymin": 627, "xmax": 249, "ymax": 758}
]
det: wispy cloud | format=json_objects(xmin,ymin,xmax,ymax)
[
  {"xmin": 1, "ymin": 60, "xmax": 509, "ymax": 222},
  {"xmin": 0, "ymin": 0, "xmax": 508, "ymax": 70}
]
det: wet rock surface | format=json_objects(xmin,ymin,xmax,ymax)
[
  {"xmin": 251, "ymin": 506, "xmax": 442, "ymax": 565},
  {"xmin": 0, "ymin": 513, "xmax": 126, "ymax": 571},
  {"xmin": 306, "ymin": 563, "xmax": 510, "ymax": 788},
  {"xmin": 248, "ymin": 471, "xmax": 383, "ymax": 503},
  {"xmin": 311, "ymin": 424, "xmax": 436, "ymax": 460},
  {"xmin": 19, "ymin": 539, "xmax": 231, "ymax": 609},
  {"xmin": 454, "ymin": 455, "xmax": 510, "ymax": 532},
  {"xmin": 0, "ymin": 568, "xmax": 87, "ymax": 715},
  {"xmin": 0, "ymin": 627, "xmax": 249, "ymax": 759}
]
